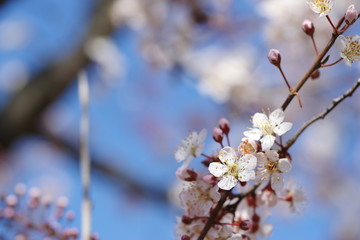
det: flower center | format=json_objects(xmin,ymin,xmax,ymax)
[{"xmin": 264, "ymin": 160, "xmax": 278, "ymax": 172}]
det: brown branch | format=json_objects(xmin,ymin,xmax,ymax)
[
  {"xmin": 283, "ymin": 78, "xmax": 360, "ymax": 151},
  {"xmin": 197, "ymin": 184, "xmax": 260, "ymax": 240},
  {"xmin": 0, "ymin": 0, "xmax": 117, "ymax": 148},
  {"xmin": 281, "ymin": 15, "xmax": 359, "ymax": 111},
  {"xmin": 40, "ymin": 128, "xmax": 169, "ymax": 203}
]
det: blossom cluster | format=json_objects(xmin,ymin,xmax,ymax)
[
  {"xmin": 173, "ymin": 2, "xmax": 359, "ymax": 240},
  {"xmin": 0, "ymin": 184, "xmax": 98, "ymax": 240},
  {"xmin": 174, "ymin": 110, "xmax": 305, "ymax": 240}
]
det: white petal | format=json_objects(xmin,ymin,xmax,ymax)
[
  {"xmin": 255, "ymin": 152, "xmax": 267, "ymax": 164},
  {"xmin": 208, "ymin": 162, "xmax": 228, "ymax": 177},
  {"xmin": 175, "ymin": 147, "xmax": 189, "ymax": 162},
  {"xmin": 238, "ymin": 169, "xmax": 255, "ymax": 182},
  {"xmin": 259, "ymin": 223, "xmax": 273, "ymax": 238},
  {"xmin": 260, "ymin": 135, "xmax": 276, "ymax": 151},
  {"xmin": 197, "ymin": 128, "xmax": 207, "ymax": 142},
  {"xmin": 264, "ymin": 150, "xmax": 279, "ymax": 162},
  {"xmin": 194, "ymin": 143, "xmax": 204, "ymax": 157},
  {"xmin": 218, "ymin": 146, "xmax": 238, "ymax": 165},
  {"xmin": 271, "ymin": 172, "xmax": 284, "ymax": 191},
  {"xmin": 217, "ymin": 175, "xmax": 238, "ymax": 190},
  {"xmin": 244, "ymin": 128, "xmax": 262, "ymax": 141},
  {"xmin": 240, "ymin": 154, "xmax": 257, "ymax": 170},
  {"xmin": 278, "ymin": 158, "xmax": 292, "ymax": 173},
  {"xmin": 269, "ymin": 108, "xmax": 285, "ymax": 126},
  {"xmin": 252, "ymin": 113, "xmax": 268, "ymax": 128},
  {"xmin": 274, "ymin": 122, "xmax": 292, "ymax": 136}
]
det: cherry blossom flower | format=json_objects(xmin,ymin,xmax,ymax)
[
  {"xmin": 175, "ymin": 129, "xmax": 207, "ymax": 166},
  {"xmin": 238, "ymin": 137, "xmax": 258, "ymax": 155},
  {"xmin": 282, "ymin": 181, "xmax": 307, "ymax": 214},
  {"xmin": 257, "ymin": 188, "xmax": 278, "ymax": 207},
  {"xmin": 209, "ymin": 147, "xmax": 257, "ymax": 190},
  {"xmin": 339, "ymin": 35, "xmax": 360, "ymax": 66},
  {"xmin": 256, "ymin": 150, "xmax": 292, "ymax": 191},
  {"xmin": 244, "ymin": 109, "xmax": 292, "ymax": 151},
  {"xmin": 307, "ymin": 0, "xmax": 334, "ymax": 17},
  {"xmin": 179, "ymin": 179, "xmax": 221, "ymax": 217},
  {"xmin": 234, "ymin": 201, "xmax": 274, "ymax": 240}
]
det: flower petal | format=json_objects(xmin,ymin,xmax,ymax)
[
  {"xmin": 197, "ymin": 128, "xmax": 207, "ymax": 142},
  {"xmin": 217, "ymin": 175, "xmax": 238, "ymax": 190},
  {"xmin": 218, "ymin": 146, "xmax": 238, "ymax": 165},
  {"xmin": 244, "ymin": 128, "xmax": 262, "ymax": 141},
  {"xmin": 264, "ymin": 150, "xmax": 279, "ymax": 162},
  {"xmin": 278, "ymin": 158, "xmax": 292, "ymax": 173},
  {"xmin": 274, "ymin": 122, "xmax": 292, "ymax": 136},
  {"xmin": 238, "ymin": 169, "xmax": 255, "ymax": 182},
  {"xmin": 240, "ymin": 154, "xmax": 257, "ymax": 170},
  {"xmin": 208, "ymin": 162, "xmax": 228, "ymax": 177},
  {"xmin": 252, "ymin": 112, "xmax": 269, "ymax": 128},
  {"xmin": 259, "ymin": 223, "xmax": 274, "ymax": 238},
  {"xmin": 175, "ymin": 147, "xmax": 189, "ymax": 162},
  {"xmin": 271, "ymin": 172, "xmax": 284, "ymax": 191},
  {"xmin": 260, "ymin": 135, "xmax": 276, "ymax": 151},
  {"xmin": 269, "ymin": 108, "xmax": 285, "ymax": 126}
]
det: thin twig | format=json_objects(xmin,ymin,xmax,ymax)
[
  {"xmin": 197, "ymin": 184, "xmax": 260, "ymax": 240},
  {"xmin": 283, "ymin": 78, "xmax": 360, "ymax": 151},
  {"xmin": 197, "ymin": 191, "xmax": 230, "ymax": 240},
  {"xmin": 321, "ymin": 57, "xmax": 343, "ymax": 67},
  {"xmin": 281, "ymin": 32, "xmax": 339, "ymax": 110},
  {"xmin": 79, "ymin": 71, "xmax": 92, "ymax": 240}
]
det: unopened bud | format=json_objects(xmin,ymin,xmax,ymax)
[
  {"xmin": 202, "ymin": 174, "xmax": 217, "ymax": 184},
  {"xmin": 345, "ymin": 5, "xmax": 358, "ymax": 24},
  {"xmin": 182, "ymin": 235, "xmax": 191, "ymax": 240},
  {"xmin": 268, "ymin": 49, "xmax": 281, "ymax": 67},
  {"xmin": 311, "ymin": 69, "xmax": 320, "ymax": 80},
  {"xmin": 239, "ymin": 220, "xmax": 253, "ymax": 231},
  {"xmin": 302, "ymin": 19, "xmax": 315, "ymax": 36},
  {"xmin": 212, "ymin": 127, "xmax": 223, "ymax": 143},
  {"xmin": 176, "ymin": 166, "xmax": 198, "ymax": 181},
  {"xmin": 252, "ymin": 213, "xmax": 260, "ymax": 223},
  {"xmin": 218, "ymin": 118, "xmax": 230, "ymax": 135},
  {"xmin": 181, "ymin": 216, "xmax": 192, "ymax": 225}
]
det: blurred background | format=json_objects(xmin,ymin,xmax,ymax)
[{"xmin": 0, "ymin": 0, "xmax": 359, "ymax": 239}]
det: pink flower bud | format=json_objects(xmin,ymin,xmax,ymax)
[
  {"xmin": 182, "ymin": 235, "xmax": 190, "ymax": 240},
  {"xmin": 268, "ymin": 49, "xmax": 281, "ymax": 67},
  {"xmin": 239, "ymin": 220, "xmax": 253, "ymax": 231},
  {"xmin": 345, "ymin": 5, "xmax": 358, "ymax": 24},
  {"xmin": 311, "ymin": 69, "xmax": 320, "ymax": 80},
  {"xmin": 212, "ymin": 127, "xmax": 223, "ymax": 143},
  {"xmin": 181, "ymin": 216, "xmax": 192, "ymax": 225},
  {"xmin": 176, "ymin": 166, "xmax": 198, "ymax": 181},
  {"xmin": 218, "ymin": 118, "xmax": 230, "ymax": 134},
  {"xmin": 302, "ymin": 19, "xmax": 315, "ymax": 36},
  {"xmin": 202, "ymin": 174, "xmax": 217, "ymax": 184}
]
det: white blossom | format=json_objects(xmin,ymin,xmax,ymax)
[
  {"xmin": 179, "ymin": 179, "xmax": 221, "ymax": 217},
  {"xmin": 244, "ymin": 109, "xmax": 292, "ymax": 151},
  {"xmin": 307, "ymin": 0, "xmax": 334, "ymax": 17},
  {"xmin": 256, "ymin": 150, "xmax": 292, "ymax": 191},
  {"xmin": 282, "ymin": 181, "xmax": 307, "ymax": 214},
  {"xmin": 257, "ymin": 189, "xmax": 278, "ymax": 207},
  {"xmin": 175, "ymin": 129, "xmax": 207, "ymax": 165},
  {"xmin": 209, "ymin": 147, "xmax": 257, "ymax": 190},
  {"xmin": 339, "ymin": 35, "xmax": 360, "ymax": 66},
  {"xmin": 234, "ymin": 201, "xmax": 273, "ymax": 240}
]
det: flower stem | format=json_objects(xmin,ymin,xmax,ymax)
[
  {"xmin": 326, "ymin": 15, "xmax": 337, "ymax": 33},
  {"xmin": 321, "ymin": 57, "xmax": 343, "ymax": 67},
  {"xmin": 311, "ymin": 36, "xmax": 319, "ymax": 56}
]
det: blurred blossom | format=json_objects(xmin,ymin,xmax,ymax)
[
  {"xmin": 85, "ymin": 37, "xmax": 126, "ymax": 85},
  {"xmin": 183, "ymin": 47, "xmax": 256, "ymax": 103},
  {"xmin": 0, "ymin": 60, "xmax": 29, "ymax": 93},
  {"xmin": 0, "ymin": 20, "xmax": 31, "ymax": 51}
]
